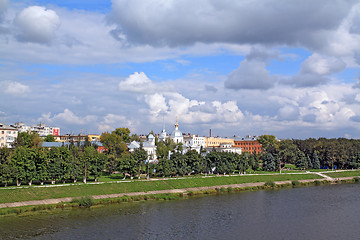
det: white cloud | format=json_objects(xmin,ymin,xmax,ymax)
[
  {"xmin": 119, "ymin": 72, "xmax": 156, "ymax": 93},
  {"xmin": 14, "ymin": 6, "xmax": 60, "ymax": 44},
  {"xmin": 300, "ymin": 53, "xmax": 346, "ymax": 75},
  {"xmin": 39, "ymin": 109, "xmax": 97, "ymax": 125},
  {"xmin": 3, "ymin": 81, "xmax": 30, "ymax": 95}
]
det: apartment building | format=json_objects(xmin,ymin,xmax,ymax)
[{"xmin": 0, "ymin": 123, "xmax": 18, "ymax": 148}]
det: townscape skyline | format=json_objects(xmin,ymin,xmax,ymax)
[{"xmin": 1, "ymin": 0, "xmax": 360, "ymax": 139}]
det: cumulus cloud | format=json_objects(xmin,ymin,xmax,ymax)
[
  {"xmin": 108, "ymin": 0, "xmax": 353, "ymax": 49},
  {"xmin": 287, "ymin": 74, "xmax": 330, "ymax": 88},
  {"xmin": 3, "ymin": 81, "xmax": 30, "ymax": 95},
  {"xmin": 300, "ymin": 54, "xmax": 346, "ymax": 75},
  {"xmin": 118, "ymin": 72, "xmax": 156, "ymax": 93},
  {"xmin": 14, "ymin": 6, "xmax": 60, "ymax": 44},
  {"xmin": 224, "ymin": 60, "xmax": 276, "ymax": 90},
  {"xmin": 39, "ymin": 109, "xmax": 97, "ymax": 125}
]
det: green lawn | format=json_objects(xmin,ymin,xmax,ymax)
[
  {"xmin": 0, "ymin": 173, "xmax": 323, "ymax": 204},
  {"xmin": 325, "ymin": 170, "xmax": 360, "ymax": 178}
]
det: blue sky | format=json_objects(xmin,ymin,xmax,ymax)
[{"xmin": 1, "ymin": 0, "xmax": 360, "ymax": 139}]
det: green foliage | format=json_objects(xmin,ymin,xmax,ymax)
[
  {"xmin": 258, "ymin": 135, "xmax": 278, "ymax": 153},
  {"xmin": 295, "ymin": 150, "xmax": 308, "ymax": 169},
  {"xmin": 262, "ymin": 153, "xmax": 277, "ymax": 171},
  {"xmin": 264, "ymin": 180, "xmax": 276, "ymax": 188},
  {"xmin": 43, "ymin": 135, "xmax": 56, "ymax": 142},
  {"xmin": 15, "ymin": 131, "xmax": 42, "ymax": 148},
  {"xmin": 291, "ymin": 180, "xmax": 300, "ymax": 187},
  {"xmin": 312, "ymin": 151, "xmax": 320, "ymax": 169},
  {"xmin": 71, "ymin": 196, "xmax": 93, "ymax": 208}
]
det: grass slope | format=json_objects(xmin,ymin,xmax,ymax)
[{"xmin": 0, "ymin": 174, "xmax": 322, "ymax": 204}]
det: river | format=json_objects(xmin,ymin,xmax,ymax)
[{"xmin": 1, "ymin": 183, "xmax": 360, "ymax": 240}]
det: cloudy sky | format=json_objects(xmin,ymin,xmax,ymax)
[{"xmin": 1, "ymin": 0, "xmax": 360, "ymax": 139}]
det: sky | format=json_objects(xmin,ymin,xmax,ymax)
[{"xmin": 1, "ymin": 0, "xmax": 360, "ymax": 139}]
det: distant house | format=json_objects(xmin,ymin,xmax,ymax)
[{"xmin": 0, "ymin": 122, "xmax": 18, "ymax": 148}]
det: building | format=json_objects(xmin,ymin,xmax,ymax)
[
  {"xmin": 205, "ymin": 137, "xmax": 234, "ymax": 148},
  {"xmin": 170, "ymin": 118, "xmax": 184, "ymax": 144},
  {"xmin": 56, "ymin": 134, "xmax": 88, "ymax": 143},
  {"xmin": 183, "ymin": 134, "xmax": 206, "ymax": 153},
  {"xmin": 88, "ymin": 134, "xmax": 101, "ymax": 142},
  {"xmin": 128, "ymin": 133, "xmax": 157, "ymax": 162},
  {"xmin": 0, "ymin": 123, "xmax": 18, "ymax": 148},
  {"xmin": 234, "ymin": 135, "xmax": 263, "ymax": 154},
  {"xmin": 13, "ymin": 122, "xmax": 60, "ymax": 137}
]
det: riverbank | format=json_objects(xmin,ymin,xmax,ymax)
[
  {"xmin": 0, "ymin": 176, "xmax": 359, "ymax": 218},
  {"xmin": 0, "ymin": 171, "xmax": 359, "ymax": 217},
  {"xmin": 0, "ymin": 172, "xmax": 323, "ymax": 204}
]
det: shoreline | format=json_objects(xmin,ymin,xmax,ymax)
[{"xmin": 0, "ymin": 176, "xmax": 358, "ymax": 212}]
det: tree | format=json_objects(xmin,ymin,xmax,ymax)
[
  {"xmin": 278, "ymin": 139, "xmax": 297, "ymax": 164},
  {"xmin": 295, "ymin": 150, "xmax": 308, "ymax": 170},
  {"xmin": 312, "ymin": 151, "xmax": 321, "ymax": 169},
  {"xmin": 257, "ymin": 135, "xmax": 278, "ymax": 153},
  {"xmin": 262, "ymin": 153, "xmax": 277, "ymax": 171},
  {"xmin": 84, "ymin": 146, "xmax": 106, "ymax": 182},
  {"xmin": 15, "ymin": 131, "xmax": 42, "ymax": 148},
  {"xmin": 306, "ymin": 155, "xmax": 313, "ymax": 169},
  {"xmin": 113, "ymin": 127, "xmax": 131, "ymax": 143},
  {"xmin": 100, "ymin": 132, "xmax": 128, "ymax": 156},
  {"xmin": 43, "ymin": 135, "xmax": 56, "ymax": 142},
  {"xmin": 0, "ymin": 148, "xmax": 14, "ymax": 187},
  {"xmin": 185, "ymin": 150, "xmax": 203, "ymax": 175},
  {"xmin": 11, "ymin": 147, "xmax": 37, "ymax": 186}
]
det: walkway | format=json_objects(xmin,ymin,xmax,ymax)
[{"xmin": 313, "ymin": 172, "xmax": 334, "ymax": 181}]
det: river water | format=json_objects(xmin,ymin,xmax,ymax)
[{"xmin": 1, "ymin": 183, "xmax": 360, "ymax": 240}]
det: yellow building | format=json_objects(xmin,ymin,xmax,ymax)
[
  {"xmin": 205, "ymin": 137, "xmax": 234, "ymax": 148},
  {"xmin": 88, "ymin": 134, "xmax": 101, "ymax": 142}
]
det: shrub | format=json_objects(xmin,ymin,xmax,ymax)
[
  {"xmin": 220, "ymin": 187, "xmax": 226, "ymax": 192},
  {"xmin": 265, "ymin": 181, "xmax": 276, "ymax": 188},
  {"xmin": 227, "ymin": 187, "xmax": 233, "ymax": 192},
  {"xmin": 71, "ymin": 196, "xmax": 93, "ymax": 208},
  {"xmin": 314, "ymin": 180, "xmax": 321, "ymax": 186},
  {"xmin": 292, "ymin": 180, "xmax": 300, "ymax": 187},
  {"xmin": 354, "ymin": 177, "xmax": 360, "ymax": 183}
]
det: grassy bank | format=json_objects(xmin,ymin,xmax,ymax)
[
  {"xmin": 1, "ymin": 177, "xmax": 359, "ymax": 218},
  {"xmin": 0, "ymin": 173, "xmax": 322, "ymax": 204},
  {"xmin": 325, "ymin": 170, "xmax": 360, "ymax": 178}
]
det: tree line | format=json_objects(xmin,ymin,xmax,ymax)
[{"xmin": 1, "ymin": 130, "xmax": 360, "ymax": 187}]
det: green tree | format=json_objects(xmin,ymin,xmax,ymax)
[
  {"xmin": 295, "ymin": 150, "xmax": 308, "ymax": 170},
  {"xmin": 306, "ymin": 155, "xmax": 313, "ymax": 169},
  {"xmin": 100, "ymin": 132, "xmax": 128, "ymax": 156},
  {"xmin": 0, "ymin": 148, "xmax": 14, "ymax": 187},
  {"xmin": 185, "ymin": 150, "xmax": 203, "ymax": 175},
  {"xmin": 113, "ymin": 127, "xmax": 131, "ymax": 143},
  {"xmin": 257, "ymin": 135, "xmax": 278, "ymax": 153},
  {"xmin": 15, "ymin": 131, "xmax": 42, "ymax": 148},
  {"xmin": 43, "ymin": 134, "xmax": 56, "ymax": 142},
  {"xmin": 312, "ymin": 151, "xmax": 321, "ymax": 169},
  {"xmin": 262, "ymin": 153, "xmax": 277, "ymax": 171},
  {"xmin": 84, "ymin": 146, "xmax": 106, "ymax": 182}
]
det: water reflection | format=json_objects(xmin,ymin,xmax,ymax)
[{"xmin": 1, "ymin": 184, "xmax": 360, "ymax": 240}]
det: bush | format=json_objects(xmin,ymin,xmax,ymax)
[
  {"xmin": 71, "ymin": 196, "xmax": 93, "ymax": 208},
  {"xmin": 314, "ymin": 180, "xmax": 321, "ymax": 186},
  {"xmin": 227, "ymin": 187, "xmax": 233, "ymax": 192},
  {"xmin": 354, "ymin": 177, "xmax": 360, "ymax": 183},
  {"xmin": 265, "ymin": 181, "xmax": 276, "ymax": 188},
  {"xmin": 292, "ymin": 180, "xmax": 300, "ymax": 187}
]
